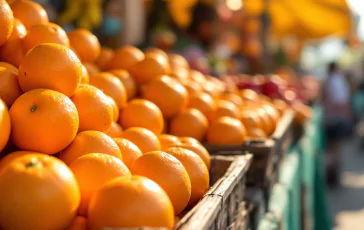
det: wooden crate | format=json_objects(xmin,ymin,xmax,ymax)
[{"xmin": 244, "ymin": 187, "xmax": 266, "ymax": 230}]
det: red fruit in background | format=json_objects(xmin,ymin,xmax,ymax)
[{"xmin": 262, "ymin": 75, "xmax": 287, "ymax": 98}]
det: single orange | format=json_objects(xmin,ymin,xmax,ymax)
[
  {"xmin": 188, "ymin": 92, "xmax": 217, "ymax": 120},
  {"xmin": 0, "ymin": 154, "xmax": 80, "ymax": 230},
  {"xmin": 130, "ymin": 53, "xmax": 170, "ymax": 85},
  {"xmin": 59, "ymin": 130, "xmax": 122, "ymax": 165},
  {"xmin": 18, "ymin": 43, "xmax": 82, "ymax": 97},
  {"xmin": 209, "ymin": 100, "xmax": 241, "ymax": 122},
  {"xmin": 170, "ymin": 66, "xmax": 190, "ymax": 82},
  {"xmin": 143, "ymin": 75, "xmax": 188, "ymax": 118},
  {"xmin": 131, "ymin": 151, "xmax": 191, "ymax": 215},
  {"xmin": 246, "ymin": 128, "xmax": 267, "ymax": 138},
  {"xmin": 107, "ymin": 96, "xmax": 119, "ymax": 122},
  {"xmin": 89, "ymin": 72, "xmax": 127, "ymax": 109},
  {"xmin": 67, "ymin": 216, "xmax": 87, "ymax": 230},
  {"xmin": 170, "ymin": 108, "xmax": 208, "ymax": 142},
  {"xmin": 69, "ymin": 153, "xmax": 131, "ymax": 216},
  {"xmin": 67, "ymin": 29, "xmax": 100, "ymax": 62},
  {"xmin": 22, "ymin": 22, "xmax": 69, "ymax": 54},
  {"xmin": 9, "ymin": 89, "xmax": 79, "ymax": 154},
  {"xmin": 0, "ymin": 18, "xmax": 26, "ymax": 66},
  {"xmin": 144, "ymin": 48, "xmax": 169, "ymax": 61},
  {"xmin": 121, "ymin": 127, "xmax": 161, "ymax": 153},
  {"xmin": 221, "ymin": 93, "xmax": 244, "ymax": 107},
  {"xmin": 262, "ymin": 104, "xmax": 279, "ymax": 134},
  {"xmin": 83, "ymin": 62, "xmax": 100, "ymax": 76},
  {"xmin": 164, "ymin": 147, "xmax": 209, "ymax": 208},
  {"xmin": 108, "ymin": 69, "xmax": 137, "ymax": 100},
  {"xmin": 71, "ymin": 84, "xmax": 113, "ymax": 132},
  {"xmin": 272, "ymin": 99, "xmax": 288, "ymax": 115},
  {"xmin": 94, "ymin": 47, "xmax": 114, "ymax": 70},
  {"xmin": 107, "ymin": 45, "xmax": 144, "ymax": 71},
  {"xmin": 168, "ymin": 53, "xmax": 189, "ymax": 69},
  {"xmin": 0, "ymin": 0, "xmax": 13, "ymax": 46},
  {"xmin": 120, "ymin": 99, "xmax": 164, "ymax": 135},
  {"xmin": 0, "ymin": 99, "xmax": 11, "ymax": 153},
  {"xmin": 257, "ymin": 108, "xmax": 274, "ymax": 136},
  {"xmin": 10, "ymin": 0, "xmax": 48, "ymax": 30},
  {"xmin": 207, "ymin": 116, "xmax": 246, "ymax": 145},
  {"xmin": 0, "ymin": 62, "xmax": 18, "ymax": 74},
  {"xmin": 106, "ymin": 122, "xmax": 123, "ymax": 138},
  {"xmin": 178, "ymin": 137, "xmax": 200, "ymax": 145},
  {"xmin": 88, "ymin": 176, "xmax": 174, "ymax": 230},
  {"xmin": 189, "ymin": 70, "xmax": 206, "ymax": 85},
  {"xmin": 0, "ymin": 66, "xmax": 22, "ymax": 106},
  {"xmin": 158, "ymin": 134, "xmax": 181, "ymax": 150},
  {"xmin": 176, "ymin": 142, "xmax": 211, "ymax": 170},
  {"xmin": 80, "ymin": 65, "xmax": 90, "ymax": 84},
  {"xmin": 180, "ymin": 78, "xmax": 202, "ymax": 94},
  {"xmin": 240, "ymin": 89, "xmax": 258, "ymax": 101},
  {"xmin": 240, "ymin": 110, "xmax": 263, "ymax": 131},
  {"xmin": 112, "ymin": 138, "xmax": 142, "ymax": 168},
  {"xmin": 0, "ymin": 150, "xmax": 41, "ymax": 173}
]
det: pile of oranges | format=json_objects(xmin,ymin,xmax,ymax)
[{"xmin": 0, "ymin": 0, "xmax": 312, "ymax": 229}]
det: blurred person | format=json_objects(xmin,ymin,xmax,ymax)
[
  {"xmin": 173, "ymin": 2, "xmax": 218, "ymax": 74},
  {"xmin": 323, "ymin": 62, "xmax": 352, "ymax": 186}
]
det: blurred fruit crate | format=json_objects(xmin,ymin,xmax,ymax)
[{"xmin": 244, "ymin": 187, "xmax": 266, "ymax": 230}]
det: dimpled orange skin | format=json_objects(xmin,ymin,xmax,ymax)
[
  {"xmin": 120, "ymin": 99, "xmax": 164, "ymax": 135},
  {"xmin": 106, "ymin": 45, "xmax": 144, "ymax": 71},
  {"xmin": 112, "ymin": 138, "xmax": 142, "ymax": 169},
  {"xmin": 87, "ymin": 176, "xmax": 174, "ymax": 230},
  {"xmin": 71, "ymin": 84, "xmax": 113, "ymax": 132},
  {"xmin": 108, "ymin": 69, "xmax": 137, "ymax": 100},
  {"xmin": 10, "ymin": 0, "xmax": 49, "ymax": 30},
  {"xmin": 59, "ymin": 130, "xmax": 122, "ymax": 165},
  {"xmin": 131, "ymin": 151, "xmax": 191, "ymax": 215},
  {"xmin": 143, "ymin": 75, "xmax": 188, "ymax": 118},
  {"xmin": 107, "ymin": 96, "xmax": 119, "ymax": 122},
  {"xmin": 158, "ymin": 134, "xmax": 181, "ymax": 150},
  {"xmin": 0, "ymin": 151, "xmax": 42, "ymax": 173},
  {"xmin": 67, "ymin": 29, "xmax": 100, "ymax": 62},
  {"xmin": 169, "ymin": 108, "xmax": 208, "ymax": 142},
  {"xmin": 176, "ymin": 142, "xmax": 211, "ymax": 170},
  {"xmin": 80, "ymin": 65, "xmax": 90, "ymax": 84},
  {"xmin": 207, "ymin": 116, "xmax": 247, "ymax": 146},
  {"xmin": 0, "ymin": 67, "xmax": 23, "ymax": 106},
  {"xmin": 0, "ymin": 62, "xmax": 18, "ymax": 74},
  {"xmin": 0, "ymin": 18, "xmax": 26, "ymax": 67},
  {"xmin": 188, "ymin": 92, "xmax": 217, "ymax": 120},
  {"xmin": 106, "ymin": 122, "xmax": 123, "ymax": 138},
  {"xmin": 89, "ymin": 72, "xmax": 127, "ymax": 109},
  {"xmin": 209, "ymin": 100, "xmax": 241, "ymax": 122},
  {"xmin": 0, "ymin": 154, "xmax": 80, "ymax": 230},
  {"xmin": 0, "ymin": 0, "xmax": 13, "ymax": 46},
  {"xmin": 121, "ymin": 127, "xmax": 161, "ymax": 153},
  {"xmin": 67, "ymin": 216, "xmax": 87, "ymax": 230},
  {"xmin": 94, "ymin": 47, "xmax": 114, "ymax": 71},
  {"xmin": 69, "ymin": 153, "xmax": 131, "ymax": 216},
  {"xmin": 9, "ymin": 89, "xmax": 79, "ymax": 154},
  {"xmin": 18, "ymin": 43, "xmax": 82, "ymax": 97},
  {"xmin": 164, "ymin": 147, "xmax": 209, "ymax": 208},
  {"xmin": 0, "ymin": 99, "xmax": 11, "ymax": 153}
]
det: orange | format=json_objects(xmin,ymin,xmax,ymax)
[
  {"xmin": 9, "ymin": 89, "xmax": 79, "ymax": 154},
  {"xmin": 262, "ymin": 104, "xmax": 279, "ymax": 134},
  {"xmin": 22, "ymin": 22, "xmax": 69, "ymax": 54},
  {"xmin": 94, "ymin": 47, "xmax": 114, "ymax": 70},
  {"xmin": 106, "ymin": 122, "xmax": 123, "ymax": 138},
  {"xmin": 59, "ymin": 130, "xmax": 122, "ymax": 165},
  {"xmin": 257, "ymin": 108, "xmax": 275, "ymax": 136},
  {"xmin": 83, "ymin": 62, "xmax": 100, "ymax": 76},
  {"xmin": 170, "ymin": 108, "xmax": 208, "ymax": 142},
  {"xmin": 107, "ymin": 45, "xmax": 144, "ymax": 71},
  {"xmin": 67, "ymin": 29, "xmax": 100, "ymax": 62},
  {"xmin": 240, "ymin": 110, "xmax": 263, "ymax": 131},
  {"xmin": 176, "ymin": 142, "xmax": 211, "ymax": 170},
  {"xmin": 18, "ymin": 43, "xmax": 82, "ymax": 97},
  {"xmin": 144, "ymin": 48, "xmax": 169, "ymax": 61},
  {"xmin": 131, "ymin": 151, "xmax": 191, "ymax": 215},
  {"xmin": 0, "ymin": 61, "xmax": 18, "ymax": 74},
  {"xmin": 272, "ymin": 99, "xmax": 288, "ymax": 115},
  {"xmin": 67, "ymin": 216, "xmax": 87, "ymax": 230},
  {"xmin": 209, "ymin": 100, "xmax": 241, "ymax": 122},
  {"xmin": 221, "ymin": 93, "xmax": 244, "ymax": 107},
  {"xmin": 165, "ymin": 147, "xmax": 209, "ymax": 208},
  {"xmin": 89, "ymin": 72, "xmax": 127, "ymax": 109},
  {"xmin": 180, "ymin": 78, "xmax": 202, "ymax": 94},
  {"xmin": 188, "ymin": 92, "xmax": 217, "ymax": 120},
  {"xmin": 130, "ymin": 53, "xmax": 170, "ymax": 85},
  {"xmin": 170, "ymin": 66, "xmax": 190, "ymax": 82},
  {"xmin": 246, "ymin": 128, "xmax": 267, "ymax": 138},
  {"xmin": 0, "ymin": 99, "xmax": 11, "ymax": 152},
  {"xmin": 71, "ymin": 84, "xmax": 113, "ymax": 132},
  {"xmin": 87, "ymin": 176, "xmax": 174, "ymax": 230},
  {"xmin": 121, "ymin": 127, "xmax": 161, "ymax": 153},
  {"xmin": 179, "ymin": 137, "xmax": 200, "ymax": 145},
  {"xmin": 240, "ymin": 89, "xmax": 258, "ymax": 101},
  {"xmin": 10, "ymin": 0, "xmax": 48, "ymax": 30},
  {"xmin": 207, "ymin": 116, "xmax": 247, "ymax": 145},
  {"xmin": 0, "ymin": 0, "xmax": 13, "ymax": 46},
  {"xmin": 190, "ymin": 70, "xmax": 206, "ymax": 85},
  {"xmin": 0, "ymin": 150, "xmax": 41, "ymax": 173},
  {"xmin": 80, "ymin": 65, "xmax": 90, "ymax": 84},
  {"xmin": 143, "ymin": 75, "xmax": 188, "ymax": 118},
  {"xmin": 158, "ymin": 134, "xmax": 181, "ymax": 150},
  {"xmin": 107, "ymin": 96, "xmax": 119, "ymax": 122},
  {"xmin": 168, "ymin": 53, "xmax": 189, "ymax": 69},
  {"xmin": 0, "ymin": 18, "xmax": 26, "ymax": 66},
  {"xmin": 120, "ymin": 99, "xmax": 164, "ymax": 135},
  {"xmin": 69, "ymin": 153, "xmax": 131, "ymax": 216},
  {"xmin": 108, "ymin": 69, "xmax": 137, "ymax": 100},
  {"xmin": 0, "ymin": 66, "xmax": 22, "ymax": 106},
  {"xmin": 112, "ymin": 138, "xmax": 142, "ymax": 168},
  {"xmin": 0, "ymin": 154, "xmax": 80, "ymax": 230}
]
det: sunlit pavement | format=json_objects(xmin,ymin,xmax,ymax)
[{"xmin": 327, "ymin": 139, "xmax": 364, "ymax": 230}]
